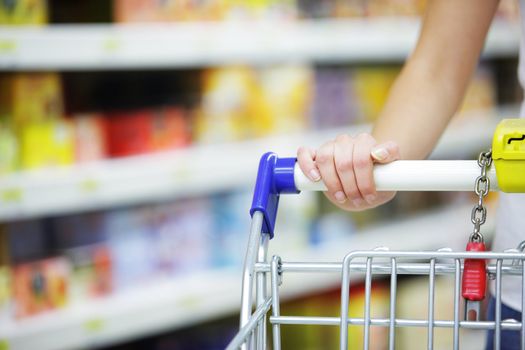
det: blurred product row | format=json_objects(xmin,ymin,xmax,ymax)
[
  {"xmin": 0, "ymin": 64, "xmax": 498, "ymax": 174},
  {"xmin": 0, "ymin": 191, "xmax": 253, "ymax": 322},
  {"xmin": 0, "ymin": 181, "xmax": 469, "ymax": 324},
  {"xmin": 102, "ymin": 276, "xmax": 487, "ymax": 350},
  {"xmin": 0, "ymin": 0, "xmax": 518, "ymax": 25}
]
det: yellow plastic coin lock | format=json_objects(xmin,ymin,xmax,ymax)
[{"xmin": 492, "ymin": 118, "xmax": 525, "ymax": 192}]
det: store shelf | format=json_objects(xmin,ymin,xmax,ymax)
[
  {"xmin": 0, "ymin": 202, "xmax": 493, "ymax": 350},
  {"xmin": 0, "ymin": 110, "xmax": 509, "ymax": 222},
  {"xmin": 0, "ymin": 18, "xmax": 519, "ymax": 70}
]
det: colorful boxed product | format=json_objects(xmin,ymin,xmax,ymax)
[
  {"xmin": 0, "ymin": 121, "xmax": 18, "ymax": 174},
  {"xmin": 64, "ymin": 244, "xmax": 112, "ymax": 301},
  {"xmin": 12, "ymin": 257, "xmax": 70, "ymax": 319},
  {"xmin": 104, "ymin": 207, "xmax": 157, "ymax": 290},
  {"xmin": 351, "ymin": 66, "xmax": 400, "ymax": 122},
  {"xmin": 210, "ymin": 191, "xmax": 251, "ymax": 268},
  {"xmin": 0, "ymin": 73, "xmax": 69, "ymax": 170},
  {"xmin": 151, "ymin": 107, "xmax": 191, "ymax": 152},
  {"xmin": 153, "ymin": 199, "xmax": 213, "ymax": 274},
  {"xmin": 0, "ymin": 266, "xmax": 10, "ymax": 322},
  {"xmin": 113, "ymin": 0, "xmax": 163, "ymax": 22},
  {"xmin": 257, "ymin": 65, "xmax": 312, "ymax": 136},
  {"xmin": 333, "ymin": 0, "xmax": 366, "ymax": 17},
  {"xmin": 0, "ymin": 227, "xmax": 11, "ymax": 322},
  {"xmin": 311, "ymin": 67, "xmax": 357, "ymax": 129},
  {"xmin": 298, "ymin": 0, "xmax": 364, "ymax": 18},
  {"xmin": 0, "ymin": 0, "xmax": 48, "ymax": 25},
  {"xmin": 73, "ymin": 113, "xmax": 107, "ymax": 163},
  {"xmin": 17, "ymin": 119, "xmax": 75, "ymax": 170},
  {"xmin": 297, "ymin": 0, "xmax": 336, "ymax": 18},
  {"xmin": 196, "ymin": 67, "xmax": 259, "ymax": 143},
  {"xmin": 224, "ymin": 0, "xmax": 297, "ymax": 20},
  {"xmin": 52, "ymin": 213, "xmax": 112, "ymax": 300},
  {"xmin": 0, "ymin": 73, "xmax": 64, "ymax": 128},
  {"xmin": 459, "ymin": 68, "xmax": 496, "ymax": 114},
  {"xmin": 105, "ymin": 110, "xmax": 153, "ymax": 158},
  {"xmin": 114, "ymin": 0, "xmax": 225, "ymax": 22}
]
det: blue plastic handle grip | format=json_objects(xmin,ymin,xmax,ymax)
[{"xmin": 250, "ymin": 153, "xmax": 299, "ymax": 238}]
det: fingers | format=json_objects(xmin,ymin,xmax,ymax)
[
  {"xmin": 353, "ymin": 133, "xmax": 378, "ymax": 204},
  {"xmin": 333, "ymin": 135, "xmax": 362, "ymax": 205},
  {"xmin": 298, "ymin": 134, "xmax": 400, "ymax": 211},
  {"xmin": 371, "ymin": 141, "xmax": 401, "ymax": 163},
  {"xmin": 316, "ymin": 141, "xmax": 347, "ymax": 204},
  {"xmin": 297, "ymin": 146, "xmax": 321, "ymax": 181}
]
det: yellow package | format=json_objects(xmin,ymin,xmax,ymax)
[
  {"xmin": 459, "ymin": 68, "xmax": 495, "ymax": 114},
  {"xmin": 0, "ymin": 0, "xmax": 48, "ymax": 25},
  {"xmin": 351, "ymin": 67, "xmax": 400, "ymax": 122},
  {"xmin": 0, "ymin": 73, "xmax": 64, "ymax": 128},
  {"xmin": 257, "ymin": 65, "xmax": 313, "ymax": 136},
  {"xmin": 18, "ymin": 119, "xmax": 74, "ymax": 170},
  {"xmin": 0, "ymin": 121, "xmax": 18, "ymax": 174},
  {"xmin": 0, "ymin": 266, "xmax": 10, "ymax": 322},
  {"xmin": 196, "ymin": 67, "xmax": 259, "ymax": 143},
  {"xmin": 0, "ymin": 227, "xmax": 10, "ymax": 322}
]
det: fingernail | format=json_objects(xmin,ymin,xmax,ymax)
[
  {"xmin": 309, "ymin": 169, "xmax": 321, "ymax": 181},
  {"xmin": 365, "ymin": 194, "xmax": 376, "ymax": 204},
  {"xmin": 335, "ymin": 191, "xmax": 347, "ymax": 203},
  {"xmin": 371, "ymin": 147, "xmax": 389, "ymax": 161}
]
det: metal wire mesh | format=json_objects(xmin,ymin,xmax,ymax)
[{"xmin": 229, "ymin": 246, "xmax": 525, "ymax": 350}]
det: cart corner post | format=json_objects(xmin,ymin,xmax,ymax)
[{"xmin": 250, "ymin": 152, "xmax": 299, "ymax": 239}]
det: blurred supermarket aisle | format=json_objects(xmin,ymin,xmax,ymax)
[{"xmin": 0, "ymin": 0, "xmax": 521, "ymax": 349}]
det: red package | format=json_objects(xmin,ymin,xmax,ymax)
[
  {"xmin": 151, "ymin": 107, "xmax": 190, "ymax": 151},
  {"xmin": 105, "ymin": 110, "xmax": 153, "ymax": 158}
]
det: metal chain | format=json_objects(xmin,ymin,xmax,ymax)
[{"xmin": 469, "ymin": 150, "xmax": 492, "ymax": 243}]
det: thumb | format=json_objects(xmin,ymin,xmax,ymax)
[{"xmin": 370, "ymin": 141, "xmax": 400, "ymax": 163}]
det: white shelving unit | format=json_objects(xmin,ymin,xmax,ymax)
[
  {"xmin": 0, "ymin": 202, "xmax": 493, "ymax": 350},
  {"xmin": 0, "ymin": 14, "xmax": 519, "ymax": 350},
  {"xmin": 0, "ymin": 109, "xmax": 510, "ymax": 222},
  {"xmin": 0, "ymin": 18, "xmax": 519, "ymax": 70}
]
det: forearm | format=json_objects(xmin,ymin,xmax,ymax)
[
  {"xmin": 372, "ymin": 58, "xmax": 470, "ymax": 160},
  {"xmin": 372, "ymin": 0, "xmax": 499, "ymax": 160}
]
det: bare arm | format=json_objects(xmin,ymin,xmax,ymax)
[
  {"xmin": 298, "ymin": 0, "xmax": 500, "ymax": 210},
  {"xmin": 374, "ymin": 0, "xmax": 500, "ymax": 159}
]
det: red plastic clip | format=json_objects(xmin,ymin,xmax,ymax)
[{"xmin": 462, "ymin": 241, "xmax": 487, "ymax": 320}]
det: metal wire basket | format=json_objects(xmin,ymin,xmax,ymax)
[{"xmin": 227, "ymin": 154, "xmax": 525, "ymax": 350}]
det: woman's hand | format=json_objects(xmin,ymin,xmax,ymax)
[{"xmin": 297, "ymin": 133, "xmax": 400, "ymax": 211}]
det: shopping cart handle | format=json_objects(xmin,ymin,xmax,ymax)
[
  {"xmin": 294, "ymin": 160, "xmax": 499, "ymax": 192},
  {"xmin": 250, "ymin": 152, "xmax": 499, "ymax": 238}
]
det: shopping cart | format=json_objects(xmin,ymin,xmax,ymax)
[{"xmin": 227, "ymin": 119, "xmax": 525, "ymax": 350}]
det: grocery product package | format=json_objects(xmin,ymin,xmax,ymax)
[
  {"xmin": 0, "ymin": 0, "xmax": 48, "ymax": 25},
  {"xmin": 152, "ymin": 199, "xmax": 213, "ymax": 275},
  {"xmin": 12, "ymin": 257, "xmax": 70, "ymax": 319}
]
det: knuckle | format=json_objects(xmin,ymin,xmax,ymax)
[
  {"xmin": 316, "ymin": 151, "xmax": 332, "ymax": 165},
  {"xmin": 335, "ymin": 158, "xmax": 353, "ymax": 172},
  {"xmin": 353, "ymin": 156, "xmax": 370, "ymax": 169},
  {"xmin": 357, "ymin": 132, "xmax": 373, "ymax": 141}
]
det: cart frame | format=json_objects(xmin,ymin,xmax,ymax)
[{"xmin": 226, "ymin": 153, "xmax": 525, "ymax": 350}]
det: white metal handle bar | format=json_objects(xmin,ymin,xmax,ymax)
[{"xmin": 294, "ymin": 160, "xmax": 499, "ymax": 192}]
